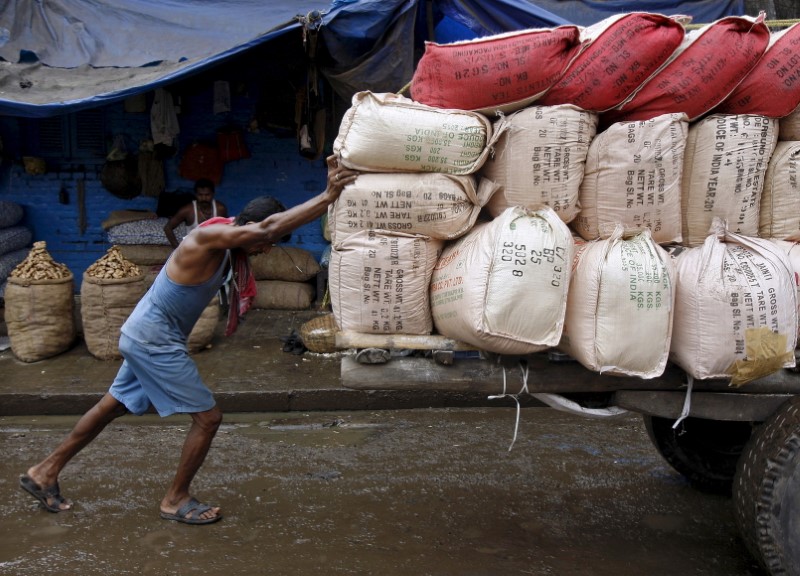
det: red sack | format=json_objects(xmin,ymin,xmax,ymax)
[
  {"xmin": 714, "ymin": 23, "xmax": 800, "ymax": 118},
  {"xmin": 603, "ymin": 14, "xmax": 770, "ymax": 124},
  {"xmin": 217, "ymin": 129, "xmax": 251, "ymax": 163},
  {"xmin": 539, "ymin": 13, "xmax": 685, "ymax": 112},
  {"xmin": 179, "ymin": 143, "xmax": 223, "ymax": 185},
  {"xmin": 410, "ymin": 26, "xmax": 581, "ymax": 113}
]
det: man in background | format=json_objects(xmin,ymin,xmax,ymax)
[{"xmin": 164, "ymin": 178, "xmax": 228, "ymax": 248}]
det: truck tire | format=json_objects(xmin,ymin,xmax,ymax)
[
  {"xmin": 644, "ymin": 415, "xmax": 752, "ymax": 493},
  {"xmin": 733, "ymin": 396, "xmax": 800, "ymax": 575}
]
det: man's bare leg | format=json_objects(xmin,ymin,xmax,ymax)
[
  {"xmin": 159, "ymin": 406, "xmax": 223, "ymax": 522},
  {"xmin": 23, "ymin": 393, "xmax": 129, "ymax": 511}
]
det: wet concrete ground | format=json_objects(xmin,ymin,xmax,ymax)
[{"xmin": 1, "ymin": 408, "xmax": 766, "ymax": 576}]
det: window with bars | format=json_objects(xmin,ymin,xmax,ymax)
[{"xmin": 22, "ymin": 108, "xmax": 107, "ymax": 164}]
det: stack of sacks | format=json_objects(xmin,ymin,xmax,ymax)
[
  {"xmin": 682, "ymin": 114, "xmax": 778, "ymax": 247},
  {"xmin": 479, "ymin": 104, "xmax": 599, "ymax": 224},
  {"xmin": 330, "ymin": 91, "xmax": 499, "ymax": 334},
  {"xmin": 104, "ymin": 210, "xmax": 181, "ymax": 267},
  {"xmin": 431, "ymin": 206, "xmax": 573, "ymax": 354},
  {"xmin": 559, "ymin": 226, "xmax": 675, "ymax": 378},
  {"xmin": 575, "ymin": 112, "xmax": 687, "ymax": 244},
  {"xmin": 0, "ymin": 200, "xmax": 32, "ymax": 298},
  {"xmin": 603, "ymin": 14, "xmax": 770, "ymax": 125},
  {"xmin": 249, "ymin": 246, "xmax": 321, "ymax": 310},
  {"xmin": 670, "ymin": 218, "xmax": 797, "ymax": 385},
  {"xmin": 539, "ymin": 12, "xmax": 685, "ymax": 112}
]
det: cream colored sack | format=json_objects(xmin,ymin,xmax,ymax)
[
  {"xmin": 481, "ymin": 105, "xmax": 598, "ymax": 223},
  {"xmin": 187, "ymin": 299, "xmax": 219, "ymax": 353},
  {"xmin": 334, "ymin": 91, "xmax": 499, "ymax": 175},
  {"xmin": 575, "ymin": 113, "xmax": 687, "ymax": 244},
  {"xmin": 81, "ymin": 272, "xmax": 147, "ymax": 360},
  {"xmin": 779, "ymin": 105, "xmax": 800, "ymax": 141},
  {"xmin": 249, "ymin": 247, "xmax": 321, "ymax": 282},
  {"xmin": 759, "ymin": 141, "xmax": 800, "ymax": 239},
  {"xmin": 252, "ymin": 281, "xmax": 315, "ymax": 310},
  {"xmin": 682, "ymin": 114, "xmax": 778, "ymax": 247},
  {"xmin": 558, "ymin": 226, "xmax": 675, "ymax": 378},
  {"xmin": 330, "ymin": 231, "xmax": 443, "ymax": 334},
  {"xmin": 772, "ymin": 239, "xmax": 800, "ymax": 343},
  {"xmin": 329, "ymin": 173, "xmax": 497, "ymax": 246},
  {"xmin": 670, "ymin": 219, "xmax": 797, "ymax": 384},
  {"xmin": 431, "ymin": 206, "xmax": 573, "ymax": 354}
]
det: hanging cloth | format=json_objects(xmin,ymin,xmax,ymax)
[
  {"xmin": 197, "ymin": 216, "xmax": 257, "ymax": 336},
  {"xmin": 151, "ymin": 88, "xmax": 180, "ymax": 147}
]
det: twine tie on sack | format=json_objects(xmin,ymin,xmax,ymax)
[
  {"xmin": 673, "ymin": 375, "xmax": 694, "ymax": 430},
  {"xmin": 488, "ymin": 361, "xmax": 531, "ymax": 452}
]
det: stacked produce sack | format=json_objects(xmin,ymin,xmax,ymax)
[
  {"xmin": 0, "ymin": 200, "xmax": 33, "ymax": 298},
  {"xmin": 714, "ymin": 22, "xmax": 800, "ymax": 118},
  {"xmin": 479, "ymin": 104, "xmax": 598, "ymax": 224},
  {"xmin": 4, "ymin": 242, "xmax": 76, "ymax": 362},
  {"xmin": 575, "ymin": 112, "xmax": 687, "ymax": 244},
  {"xmin": 81, "ymin": 246, "xmax": 146, "ymax": 360},
  {"xmin": 186, "ymin": 297, "xmax": 219, "ymax": 354},
  {"xmin": 105, "ymin": 213, "xmax": 180, "ymax": 267},
  {"xmin": 431, "ymin": 206, "xmax": 573, "ymax": 354},
  {"xmin": 670, "ymin": 219, "xmax": 797, "ymax": 385},
  {"xmin": 559, "ymin": 227, "xmax": 675, "ymax": 377},
  {"xmin": 249, "ymin": 246, "xmax": 321, "ymax": 310},
  {"xmin": 682, "ymin": 114, "xmax": 778, "ymax": 246},
  {"xmin": 332, "ymin": 230, "xmax": 443, "ymax": 334},
  {"xmin": 410, "ymin": 25, "xmax": 581, "ymax": 113}
]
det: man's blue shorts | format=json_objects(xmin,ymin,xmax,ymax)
[{"xmin": 109, "ymin": 333, "xmax": 216, "ymax": 417}]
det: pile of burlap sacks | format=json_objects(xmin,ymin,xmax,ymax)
[{"xmin": 328, "ymin": 13, "xmax": 800, "ymax": 386}]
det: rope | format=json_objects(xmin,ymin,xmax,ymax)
[
  {"xmin": 683, "ymin": 18, "xmax": 800, "ymax": 30},
  {"xmin": 672, "ymin": 375, "xmax": 694, "ymax": 429},
  {"xmin": 487, "ymin": 362, "xmax": 530, "ymax": 451}
]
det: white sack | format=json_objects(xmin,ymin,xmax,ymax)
[
  {"xmin": 430, "ymin": 206, "xmax": 573, "ymax": 354},
  {"xmin": 558, "ymin": 226, "xmax": 675, "ymax": 378},
  {"xmin": 779, "ymin": 104, "xmax": 800, "ymax": 141},
  {"xmin": 772, "ymin": 239, "xmax": 800, "ymax": 343},
  {"xmin": 480, "ymin": 105, "xmax": 598, "ymax": 223},
  {"xmin": 682, "ymin": 114, "xmax": 778, "ymax": 247},
  {"xmin": 759, "ymin": 141, "xmax": 800, "ymax": 240},
  {"xmin": 670, "ymin": 219, "xmax": 797, "ymax": 382},
  {"xmin": 334, "ymin": 91, "xmax": 499, "ymax": 175},
  {"xmin": 329, "ymin": 173, "xmax": 497, "ymax": 246},
  {"xmin": 575, "ymin": 113, "xmax": 687, "ymax": 244},
  {"xmin": 330, "ymin": 231, "xmax": 443, "ymax": 334}
]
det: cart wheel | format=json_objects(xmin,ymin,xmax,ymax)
[
  {"xmin": 733, "ymin": 396, "xmax": 800, "ymax": 575},
  {"xmin": 644, "ymin": 415, "xmax": 753, "ymax": 493}
]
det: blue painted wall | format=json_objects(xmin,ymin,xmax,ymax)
[{"xmin": 0, "ymin": 37, "xmax": 335, "ymax": 291}]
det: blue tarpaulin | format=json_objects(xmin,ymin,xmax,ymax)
[
  {"xmin": 0, "ymin": 0, "xmax": 743, "ymax": 118},
  {"xmin": 529, "ymin": 0, "xmax": 744, "ymax": 27}
]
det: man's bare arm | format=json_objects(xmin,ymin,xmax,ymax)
[
  {"xmin": 164, "ymin": 205, "xmax": 192, "ymax": 249},
  {"xmin": 195, "ymin": 158, "xmax": 357, "ymax": 252}
]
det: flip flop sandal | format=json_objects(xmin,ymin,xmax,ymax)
[
  {"xmin": 160, "ymin": 497, "xmax": 222, "ymax": 525},
  {"xmin": 19, "ymin": 474, "xmax": 72, "ymax": 513}
]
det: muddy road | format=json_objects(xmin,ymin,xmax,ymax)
[{"xmin": 1, "ymin": 408, "xmax": 765, "ymax": 575}]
